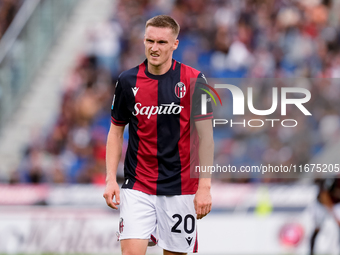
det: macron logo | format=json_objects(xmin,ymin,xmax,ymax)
[
  {"xmin": 185, "ymin": 237, "xmax": 193, "ymax": 246},
  {"xmin": 132, "ymin": 87, "xmax": 139, "ymax": 96}
]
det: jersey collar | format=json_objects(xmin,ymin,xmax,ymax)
[{"xmin": 144, "ymin": 59, "xmax": 175, "ymax": 80}]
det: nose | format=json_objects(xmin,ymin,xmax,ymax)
[{"xmin": 151, "ymin": 42, "xmax": 158, "ymax": 51}]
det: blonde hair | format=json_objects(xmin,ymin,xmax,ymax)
[{"xmin": 146, "ymin": 15, "xmax": 180, "ymax": 37}]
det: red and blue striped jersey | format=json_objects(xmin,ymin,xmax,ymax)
[{"xmin": 111, "ymin": 59, "xmax": 213, "ymax": 195}]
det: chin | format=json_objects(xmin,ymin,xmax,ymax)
[{"xmin": 148, "ymin": 59, "xmax": 161, "ymax": 67}]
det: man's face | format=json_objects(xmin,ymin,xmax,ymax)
[{"xmin": 144, "ymin": 26, "xmax": 179, "ymax": 69}]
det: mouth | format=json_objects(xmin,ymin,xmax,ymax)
[{"xmin": 150, "ymin": 53, "xmax": 159, "ymax": 58}]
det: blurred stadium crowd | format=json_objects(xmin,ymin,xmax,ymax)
[{"xmin": 5, "ymin": 0, "xmax": 340, "ymax": 184}]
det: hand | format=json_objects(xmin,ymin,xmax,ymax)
[
  {"xmin": 194, "ymin": 186, "xmax": 212, "ymax": 220},
  {"xmin": 103, "ymin": 181, "xmax": 120, "ymax": 210}
]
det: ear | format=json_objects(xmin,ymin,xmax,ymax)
[{"xmin": 173, "ymin": 39, "xmax": 179, "ymax": 51}]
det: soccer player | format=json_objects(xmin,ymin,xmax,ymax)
[
  {"xmin": 310, "ymin": 178, "xmax": 340, "ymax": 255},
  {"xmin": 103, "ymin": 15, "xmax": 214, "ymax": 255}
]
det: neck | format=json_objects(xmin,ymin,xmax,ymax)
[{"xmin": 148, "ymin": 59, "xmax": 172, "ymax": 75}]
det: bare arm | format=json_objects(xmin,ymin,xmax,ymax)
[
  {"xmin": 194, "ymin": 119, "xmax": 214, "ymax": 219},
  {"xmin": 103, "ymin": 123, "xmax": 125, "ymax": 209},
  {"xmin": 319, "ymin": 190, "xmax": 334, "ymax": 209}
]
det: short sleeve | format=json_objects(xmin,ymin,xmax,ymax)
[
  {"xmin": 317, "ymin": 178, "xmax": 335, "ymax": 193},
  {"xmin": 192, "ymin": 73, "xmax": 213, "ymax": 121},
  {"xmin": 323, "ymin": 179, "xmax": 335, "ymax": 191},
  {"xmin": 111, "ymin": 78, "xmax": 130, "ymax": 126}
]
